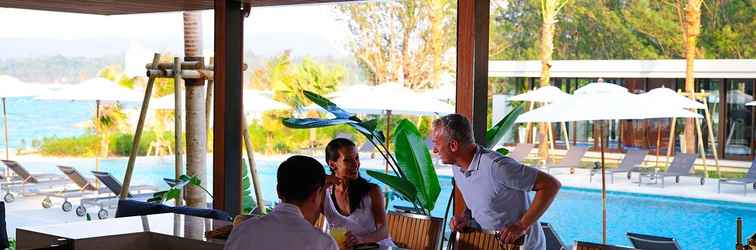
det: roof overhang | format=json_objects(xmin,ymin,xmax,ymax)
[
  {"xmin": 0, "ymin": 0, "xmax": 357, "ymax": 15},
  {"xmin": 489, "ymin": 59, "xmax": 756, "ymax": 79}
]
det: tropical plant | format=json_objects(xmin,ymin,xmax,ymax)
[{"xmin": 282, "ymin": 91, "xmax": 524, "ymax": 215}]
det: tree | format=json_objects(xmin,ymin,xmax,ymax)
[
  {"xmin": 337, "ymin": 0, "xmax": 456, "ymax": 90},
  {"xmin": 182, "ymin": 11, "xmax": 207, "ymax": 236},
  {"xmin": 537, "ymin": 0, "xmax": 569, "ymax": 162}
]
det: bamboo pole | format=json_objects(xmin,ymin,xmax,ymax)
[
  {"xmin": 525, "ymin": 101, "xmax": 535, "ymax": 143},
  {"xmin": 695, "ymin": 117, "xmax": 708, "ymax": 177},
  {"xmin": 241, "ymin": 116, "xmax": 266, "ymax": 215},
  {"xmin": 547, "ymin": 122, "xmax": 555, "ymax": 150},
  {"xmin": 121, "ymin": 54, "xmax": 161, "ymax": 199},
  {"xmin": 701, "ymin": 91, "xmax": 720, "ymax": 177},
  {"xmin": 666, "ymin": 118, "xmax": 677, "ymax": 167},
  {"xmin": 173, "ymin": 57, "xmax": 185, "ymax": 207}
]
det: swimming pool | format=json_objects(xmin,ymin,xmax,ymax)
[{"xmin": 18, "ymin": 157, "xmax": 756, "ymax": 250}]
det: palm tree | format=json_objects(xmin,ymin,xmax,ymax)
[
  {"xmin": 678, "ymin": 0, "xmax": 703, "ymax": 163},
  {"xmin": 183, "ymin": 10, "xmax": 208, "ymax": 225},
  {"xmin": 538, "ymin": 0, "xmax": 569, "ymax": 162}
]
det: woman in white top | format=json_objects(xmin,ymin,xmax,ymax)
[{"xmin": 324, "ymin": 138, "xmax": 394, "ymax": 248}]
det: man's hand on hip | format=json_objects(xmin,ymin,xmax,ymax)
[{"xmin": 500, "ymin": 221, "xmax": 529, "ymax": 244}]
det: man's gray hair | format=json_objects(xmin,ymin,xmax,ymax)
[{"xmin": 432, "ymin": 114, "xmax": 475, "ymax": 145}]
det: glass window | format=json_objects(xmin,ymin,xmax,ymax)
[{"xmin": 724, "ymin": 79, "xmax": 754, "ymax": 158}]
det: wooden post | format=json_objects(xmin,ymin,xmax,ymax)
[
  {"xmin": 213, "ymin": 0, "xmax": 244, "ymax": 214},
  {"xmin": 599, "ymin": 120, "xmax": 607, "ymax": 244},
  {"xmin": 525, "ymin": 101, "xmax": 535, "ymax": 143},
  {"xmin": 455, "ymin": 0, "xmax": 489, "ymax": 217},
  {"xmin": 656, "ymin": 120, "xmax": 662, "ymax": 167},
  {"xmin": 121, "ymin": 54, "xmax": 161, "ymax": 199},
  {"xmin": 173, "ymin": 57, "xmax": 185, "ymax": 207}
]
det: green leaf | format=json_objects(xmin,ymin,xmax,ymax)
[
  {"xmin": 392, "ymin": 119, "xmax": 441, "ymax": 211},
  {"xmin": 496, "ymin": 148, "xmax": 510, "ymax": 156},
  {"xmin": 366, "ymin": 170, "xmax": 417, "ymax": 203},
  {"xmin": 242, "ymin": 160, "xmax": 253, "ymax": 214},
  {"xmin": 303, "ymin": 90, "xmax": 354, "ymax": 119},
  {"xmin": 484, "ymin": 103, "xmax": 525, "ymax": 149},
  {"xmin": 282, "ymin": 118, "xmax": 360, "ymax": 129}
]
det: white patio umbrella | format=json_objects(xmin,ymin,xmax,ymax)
[
  {"xmin": 35, "ymin": 77, "xmax": 143, "ymax": 182},
  {"xmin": 639, "ymin": 87, "xmax": 719, "ymax": 173},
  {"xmin": 322, "ymin": 83, "xmax": 455, "ymax": 116},
  {"xmin": 510, "ymin": 85, "xmax": 573, "ymax": 153},
  {"xmin": 0, "ymin": 75, "xmax": 48, "ymax": 170},
  {"xmin": 310, "ymin": 83, "xmax": 453, "ymax": 172},
  {"xmin": 152, "ymin": 90, "xmax": 288, "ymax": 113},
  {"xmin": 516, "ymin": 81, "xmax": 702, "ymax": 243}
]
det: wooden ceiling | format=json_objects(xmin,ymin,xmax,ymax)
[{"xmin": 0, "ymin": 0, "xmax": 357, "ymax": 15}]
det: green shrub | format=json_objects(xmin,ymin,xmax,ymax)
[{"xmin": 39, "ymin": 135, "xmax": 98, "ymax": 156}]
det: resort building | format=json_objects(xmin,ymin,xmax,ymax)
[{"xmin": 491, "ymin": 59, "xmax": 756, "ymax": 161}]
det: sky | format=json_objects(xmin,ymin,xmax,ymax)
[{"xmin": 0, "ymin": 3, "xmax": 353, "ymax": 58}]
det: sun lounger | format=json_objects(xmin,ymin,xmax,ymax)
[
  {"xmin": 718, "ymin": 159, "xmax": 756, "ymax": 195},
  {"xmin": 508, "ymin": 143, "xmax": 535, "ymax": 162},
  {"xmin": 40, "ymin": 166, "xmax": 109, "ymax": 212},
  {"xmin": 542, "ymin": 147, "xmax": 588, "ymax": 174},
  {"xmin": 75, "ymin": 171, "xmax": 158, "ymax": 219},
  {"xmin": 590, "ymin": 149, "xmax": 648, "ymax": 183},
  {"xmin": 541, "ymin": 222, "xmax": 567, "ymax": 250},
  {"xmin": 573, "ymin": 241, "xmax": 638, "ymax": 250},
  {"xmin": 626, "ymin": 232, "xmax": 681, "ymax": 250},
  {"xmin": 0, "ymin": 160, "xmax": 70, "ymax": 202},
  {"xmin": 638, "ymin": 153, "xmax": 703, "ymax": 188}
]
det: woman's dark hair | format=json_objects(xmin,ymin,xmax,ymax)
[
  {"xmin": 325, "ymin": 138, "xmax": 375, "ymax": 211},
  {"xmin": 277, "ymin": 155, "xmax": 326, "ymax": 203}
]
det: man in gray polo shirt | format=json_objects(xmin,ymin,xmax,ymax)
[{"xmin": 431, "ymin": 114, "xmax": 561, "ymax": 250}]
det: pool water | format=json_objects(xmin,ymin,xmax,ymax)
[{"xmin": 17, "ymin": 157, "xmax": 756, "ymax": 250}]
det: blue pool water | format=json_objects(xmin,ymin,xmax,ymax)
[{"xmin": 17, "ymin": 157, "xmax": 756, "ymax": 250}]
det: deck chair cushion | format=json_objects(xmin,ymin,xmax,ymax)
[
  {"xmin": 115, "ymin": 199, "xmax": 171, "ymax": 218},
  {"xmin": 627, "ymin": 232, "xmax": 680, "ymax": 250},
  {"xmin": 92, "ymin": 171, "xmax": 129, "ymax": 196},
  {"xmin": 57, "ymin": 166, "xmax": 96, "ymax": 191},
  {"xmin": 1, "ymin": 160, "xmax": 37, "ymax": 183},
  {"xmin": 173, "ymin": 206, "xmax": 233, "ymax": 221}
]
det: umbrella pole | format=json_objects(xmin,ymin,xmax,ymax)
[
  {"xmin": 385, "ymin": 110, "xmax": 392, "ymax": 174},
  {"xmin": 656, "ymin": 120, "xmax": 662, "ymax": 167},
  {"xmin": 95, "ymin": 100, "xmax": 101, "ymax": 189},
  {"xmin": 560, "ymin": 122, "xmax": 570, "ymax": 150},
  {"xmin": 2, "ymin": 97, "xmax": 8, "ymax": 178},
  {"xmin": 600, "ymin": 120, "xmax": 607, "ymax": 244}
]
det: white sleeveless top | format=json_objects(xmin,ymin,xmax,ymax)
[{"xmin": 324, "ymin": 187, "xmax": 395, "ymax": 246}]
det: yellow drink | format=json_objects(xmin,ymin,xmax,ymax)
[{"xmin": 329, "ymin": 226, "xmax": 347, "ymax": 249}]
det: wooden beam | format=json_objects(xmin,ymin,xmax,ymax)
[
  {"xmin": 213, "ymin": 0, "xmax": 244, "ymax": 215},
  {"xmin": 455, "ymin": 0, "xmax": 489, "ymax": 215}
]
